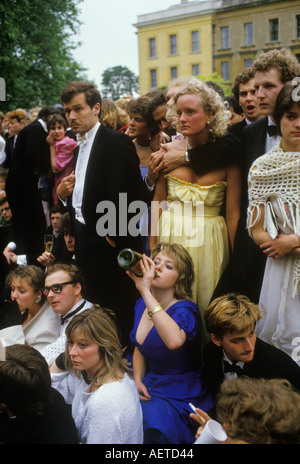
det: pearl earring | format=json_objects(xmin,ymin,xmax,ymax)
[{"xmin": 34, "ymin": 296, "xmax": 41, "ymax": 304}]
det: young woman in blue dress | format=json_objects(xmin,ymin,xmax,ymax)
[{"xmin": 127, "ymin": 242, "xmax": 212, "ymax": 444}]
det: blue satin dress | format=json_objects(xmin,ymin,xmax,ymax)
[{"xmin": 130, "ymin": 298, "xmax": 213, "ymax": 444}]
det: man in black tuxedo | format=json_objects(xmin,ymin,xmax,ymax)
[
  {"xmin": 5, "ymin": 106, "xmax": 56, "ymax": 256},
  {"xmin": 230, "ymin": 66, "xmax": 263, "ymax": 137},
  {"xmin": 3, "ymin": 109, "xmax": 28, "ymax": 169},
  {"xmin": 57, "ymin": 81, "xmax": 151, "ymax": 348},
  {"xmin": 203, "ymin": 294, "xmax": 300, "ymax": 403},
  {"xmin": 232, "ymin": 49, "xmax": 300, "ymax": 302}
]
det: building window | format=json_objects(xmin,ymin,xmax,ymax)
[
  {"xmin": 296, "ymin": 15, "xmax": 300, "ymax": 38},
  {"xmin": 150, "ymin": 69, "xmax": 157, "ymax": 88},
  {"xmin": 221, "ymin": 61, "xmax": 230, "ymax": 81},
  {"xmin": 192, "ymin": 64, "xmax": 200, "ymax": 76},
  {"xmin": 221, "ymin": 26, "xmax": 229, "ymax": 49},
  {"xmin": 244, "ymin": 23, "xmax": 253, "ymax": 46},
  {"xmin": 269, "ymin": 19, "xmax": 279, "ymax": 41},
  {"xmin": 170, "ymin": 34, "xmax": 177, "ymax": 55},
  {"xmin": 170, "ymin": 67, "xmax": 178, "ymax": 79},
  {"xmin": 149, "ymin": 38, "xmax": 156, "ymax": 58},
  {"xmin": 244, "ymin": 58, "xmax": 253, "ymax": 68},
  {"xmin": 296, "ymin": 54, "xmax": 300, "ymax": 63},
  {"xmin": 192, "ymin": 31, "xmax": 199, "ymax": 52}
]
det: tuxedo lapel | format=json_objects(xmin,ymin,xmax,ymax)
[
  {"xmin": 82, "ymin": 125, "xmax": 107, "ymax": 223},
  {"xmin": 73, "ymin": 145, "xmax": 79, "ymax": 169},
  {"xmin": 244, "ymin": 116, "xmax": 268, "ymax": 170},
  {"xmin": 84, "ymin": 124, "xmax": 106, "ymax": 187}
]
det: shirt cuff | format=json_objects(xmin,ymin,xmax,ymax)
[
  {"xmin": 17, "ymin": 255, "xmax": 27, "ymax": 266},
  {"xmin": 145, "ymin": 176, "xmax": 155, "ymax": 192},
  {"xmin": 58, "ymin": 195, "xmax": 67, "ymax": 206},
  {"xmin": 6, "ymin": 242, "xmax": 16, "ymax": 251}
]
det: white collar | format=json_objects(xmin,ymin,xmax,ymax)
[
  {"xmin": 77, "ymin": 121, "xmax": 100, "ymax": 142},
  {"xmin": 38, "ymin": 119, "xmax": 48, "ymax": 132},
  {"xmin": 267, "ymin": 115, "xmax": 276, "ymax": 127},
  {"xmin": 223, "ymin": 351, "xmax": 244, "ymax": 369},
  {"xmin": 63, "ymin": 298, "xmax": 85, "ymax": 319}
]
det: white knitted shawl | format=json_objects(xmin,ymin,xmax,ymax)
[{"xmin": 247, "ymin": 142, "xmax": 300, "ymax": 297}]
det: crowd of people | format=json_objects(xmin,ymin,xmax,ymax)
[{"xmin": 0, "ymin": 47, "xmax": 300, "ymax": 445}]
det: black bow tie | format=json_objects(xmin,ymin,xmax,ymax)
[
  {"xmin": 223, "ymin": 361, "xmax": 244, "ymax": 376},
  {"xmin": 267, "ymin": 125, "xmax": 280, "ymax": 137},
  {"xmin": 60, "ymin": 301, "xmax": 86, "ymax": 325}
]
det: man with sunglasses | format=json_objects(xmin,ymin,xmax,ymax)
[{"xmin": 41, "ymin": 263, "xmax": 92, "ymax": 365}]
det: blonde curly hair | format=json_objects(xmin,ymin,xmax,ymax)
[{"xmin": 169, "ymin": 78, "xmax": 231, "ymax": 139}]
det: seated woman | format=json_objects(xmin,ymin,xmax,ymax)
[
  {"xmin": 46, "ymin": 113, "xmax": 77, "ymax": 205},
  {"xmin": 0, "ymin": 344, "xmax": 78, "ymax": 444},
  {"xmin": 127, "ymin": 242, "xmax": 212, "ymax": 444},
  {"xmin": 50, "ymin": 306, "xmax": 143, "ymax": 444},
  {"xmin": 0, "ymin": 265, "xmax": 60, "ymax": 350}
]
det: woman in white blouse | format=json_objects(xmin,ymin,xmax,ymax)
[
  {"xmin": 0, "ymin": 265, "xmax": 60, "ymax": 350},
  {"xmin": 50, "ymin": 306, "xmax": 143, "ymax": 444}
]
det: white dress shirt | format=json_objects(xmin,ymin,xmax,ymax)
[
  {"xmin": 222, "ymin": 351, "xmax": 244, "ymax": 380},
  {"xmin": 41, "ymin": 298, "xmax": 92, "ymax": 365},
  {"xmin": 0, "ymin": 134, "xmax": 6, "ymax": 165},
  {"xmin": 72, "ymin": 121, "xmax": 100, "ymax": 224},
  {"xmin": 265, "ymin": 116, "xmax": 281, "ymax": 153}
]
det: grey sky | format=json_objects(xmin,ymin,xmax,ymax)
[{"xmin": 72, "ymin": 0, "xmax": 178, "ymax": 86}]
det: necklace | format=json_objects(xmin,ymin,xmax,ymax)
[
  {"xmin": 161, "ymin": 297, "xmax": 176, "ymax": 311},
  {"xmin": 147, "ymin": 297, "xmax": 177, "ymax": 320}
]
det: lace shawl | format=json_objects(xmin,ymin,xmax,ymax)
[{"xmin": 247, "ymin": 142, "xmax": 300, "ymax": 297}]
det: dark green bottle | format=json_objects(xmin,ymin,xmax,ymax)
[{"xmin": 117, "ymin": 248, "xmax": 143, "ymax": 276}]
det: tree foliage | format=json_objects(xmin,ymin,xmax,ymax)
[
  {"xmin": 0, "ymin": 0, "xmax": 86, "ymax": 111},
  {"xmin": 198, "ymin": 72, "xmax": 233, "ymax": 97},
  {"xmin": 100, "ymin": 66, "xmax": 139, "ymax": 100}
]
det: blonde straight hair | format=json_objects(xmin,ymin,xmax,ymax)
[
  {"xmin": 64, "ymin": 306, "xmax": 131, "ymax": 388},
  {"xmin": 151, "ymin": 242, "xmax": 195, "ymax": 301}
]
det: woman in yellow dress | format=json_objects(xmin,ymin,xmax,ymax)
[{"xmin": 149, "ymin": 79, "xmax": 241, "ymax": 340}]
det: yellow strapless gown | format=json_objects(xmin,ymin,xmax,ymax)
[{"xmin": 157, "ymin": 175, "xmax": 230, "ymax": 328}]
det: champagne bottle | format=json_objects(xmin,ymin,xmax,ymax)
[
  {"xmin": 117, "ymin": 248, "xmax": 143, "ymax": 277},
  {"xmin": 117, "ymin": 248, "xmax": 159, "ymax": 277}
]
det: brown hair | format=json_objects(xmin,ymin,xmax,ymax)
[
  {"xmin": 216, "ymin": 377, "xmax": 300, "ymax": 444},
  {"xmin": 61, "ymin": 81, "xmax": 101, "ymax": 110},
  {"xmin": 47, "ymin": 113, "xmax": 68, "ymax": 131},
  {"xmin": 232, "ymin": 67, "xmax": 255, "ymax": 101},
  {"xmin": 127, "ymin": 95, "xmax": 152, "ymax": 120},
  {"xmin": 7, "ymin": 108, "xmax": 28, "ymax": 123},
  {"xmin": 0, "ymin": 344, "xmax": 51, "ymax": 419},
  {"xmin": 6, "ymin": 265, "xmax": 45, "ymax": 295},
  {"xmin": 273, "ymin": 82, "xmax": 300, "ymax": 127},
  {"xmin": 253, "ymin": 48, "xmax": 300, "ymax": 84},
  {"xmin": 45, "ymin": 263, "xmax": 85, "ymax": 295}
]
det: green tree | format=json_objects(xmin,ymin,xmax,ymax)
[
  {"xmin": 0, "ymin": 0, "xmax": 86, "ymax": 111},
  {"xmin": 100, "ymin": 66, "xmax": 139, "ymax": 100},
  {"xmin": 198, "ymin": 72, "xmax": 232, "ymax": 97}
]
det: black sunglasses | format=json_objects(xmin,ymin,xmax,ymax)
[{"xmin": 43, "ymin": 281, "xmax": 74, "ymax": 296}]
